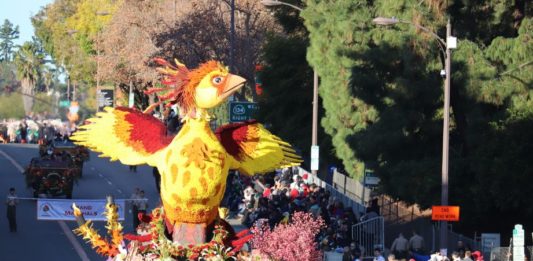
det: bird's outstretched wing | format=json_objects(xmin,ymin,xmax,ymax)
[
  {"xmin": 71, "ymin": 107, "xmax": 173, "ymax": 166},
  {"xmin": 215, "ymin": 120, "xmax": 301, "ymax": 175}
]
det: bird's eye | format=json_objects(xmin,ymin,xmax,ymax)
[{"xmin": 212, "ymin": 76, "xmax": 223, "ymax": 85}]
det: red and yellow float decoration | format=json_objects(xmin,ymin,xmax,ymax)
[{"xmin": 70, "ymin": 58, "xmax": 301, "ymax": 260}]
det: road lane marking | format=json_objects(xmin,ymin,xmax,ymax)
[
  {"xmin": 58, "ymin": 221, "xmax": 91, "ymax": 261},
  {"xmin": 0, "ymin": 149, "xmax": 24, "ymax": 172},
  {"xmin": 0, "ymin": 149, "xmax": 91, "ymax": 261},
  {"xmin": 117, "ymin": 189, "xmax": 123, "ymax": 194},
  {"xmin": 107, "ymin": 181, "xmax": 113, "ymax": 185},
  {"xmin": 91, "ymin": 167, "xmax": 95, "ymax": 171},
  {"xmin": 98, "ymin": 173, "xmax": 103, "ymax": 177}
]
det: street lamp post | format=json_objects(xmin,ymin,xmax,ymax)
[
  {"xmin": 96, "ymin": 31, "xmax": 101, "ymax": 112},
  {"xmin": 95, "ymin": 11, "xmax": 110, "ymax": 112},
  {"xmin": 261, "ymin": 0, "xmax": 320, "ymax": 178},
  {"xmin": 373, "ymin": 17, "xmax": 456, "ymax": 252},
  {"xmin": 67, "ymin": 29, "xmax": 78, "ymax": 101}
]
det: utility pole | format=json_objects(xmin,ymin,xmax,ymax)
[
  {"xmin": 229, "ymin": 0, "xmax": 235, "ymax": 73},
  {"xmin": 72, "ymin": 81, "xmax": 76, "ymax": 101},
  {"xmin": 260, "ymin": 0, "xmax": 319, "ymax": 179},
  {"xmin": 311, "ymin": 70, "xmax": 318, "ymax": 177},
  {"xmin": 372, "ymin": 16, "xmax": 456, "ymax": 253},
  {"xmin": 440, "ymin": 18, "xmax": 452, "ymax": 253},
  {"xmin": 67, "ymin": 75, "xmax": 71, "ymax": 101},
  {"xmin": 96, "ymin": 30, "xmax": 101, "ymax": 112},
  {"xmin": 95, "ymin": 10, "xmax": 110, "ymax": 112}
]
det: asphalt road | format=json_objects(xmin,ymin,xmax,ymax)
[{"xmin": 0, "ymin": 143, "xmax": 161, "ymax": 261}]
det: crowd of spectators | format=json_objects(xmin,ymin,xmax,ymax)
[
  {"xmin": 0, "ymin": 119, "xmax": 69, "ymax": 144},
  {"xmin": 224, "ymin": 167, "xmax": 490, "ymax": 261},
  {"xmin": 222, "ymin": 167, "xmax": 382, "ymax": 261}
]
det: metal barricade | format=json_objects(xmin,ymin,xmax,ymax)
[
  {"xmin": 490, "ymin": 247, "xmax": 511, "ymax": 261},
  {"xmin": 352, "ymin": 216, "xmax": 385, "ymax": 258},
  {"xmin": 490, "ymin": 246, "xmax": 532, "ymax": 261}
]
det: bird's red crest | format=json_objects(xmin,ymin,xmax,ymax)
[{"xmin": 147, "ymin": 58, "xmax": 226, "ymax": 114}]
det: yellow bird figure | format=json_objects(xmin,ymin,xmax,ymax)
[{"xmin": 72, "ymin": 59, "xmax": 301, "ymax": 245}]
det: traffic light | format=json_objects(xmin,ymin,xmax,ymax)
[{"xmin": 255, "ymin": 64, "xmax": 263, "ymax": 96}]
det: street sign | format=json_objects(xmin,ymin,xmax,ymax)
[
  {"xmin": 481, "ymin": 233, "xmax": 500, "ymax": 258},
  {"xmin": 97, "ymin": 89, "xmax": 114, "ymax": 112},
  {"xmin": 229, "ymin": 102, "xmax": 259, "ymax": 123},
  {"xmin": 431, "ymin": 206, "xmax": 460, "ymax": 221},
  {"xmin": 364, "ymin": 169, "xmax": 380, "ymax": 186},
  {"xmin": 310, "ymin": 145, "xmax": 319, "ymax": 171},
  {"xmin": 447, "ymin": 36, "xmax": 457, "ymax": 49},
  {"xmin": 512, "ymin": 224, "xmax": 525, "ymax": 261},
  {"xmin": 59, "ymin": 100, "xmax": 70, "ymax": 108}
]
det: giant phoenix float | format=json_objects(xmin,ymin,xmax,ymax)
[{"xmin": 70, "ymin": 58, "xmax": 306, "ymax": 260}]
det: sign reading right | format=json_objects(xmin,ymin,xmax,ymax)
[
  {"xmin": 432, "ymin": 206, "xmax": 460, "ymax": 221},
  {"xmin": 229, "ymin": 102, "xmax": 259, "ymax": 123}
]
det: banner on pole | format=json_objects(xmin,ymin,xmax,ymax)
[
  {"xmin": 311, "ymin": 145, "xmax": 319, "ymax": 171},
  {"xmin": 37, "ymin": 199, "xmax": 125, "ymax": 221}
]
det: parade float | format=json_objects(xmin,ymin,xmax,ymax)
[
  {"xmin": 70, "ymin": 59, "xmax": 325, "ymax": 260},
  {"xmin": 25, "ymin": 154, "xmax": 79, "ymax": 198}
]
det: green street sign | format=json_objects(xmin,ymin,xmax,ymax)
[
  {"xmin": 364, "ymin": 169, "xmax": 380, "ymax": 186},
  {"xmin": 59, "ymin": 100, "xmax": 70, "ymax": 108},
  {"xmin": 229, "ymin": 102, "xmax": 259, "ymax": 123}
]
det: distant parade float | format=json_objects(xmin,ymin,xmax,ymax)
[{"xmin": 70, "ymin": 58, "xmax": 325, "ymax": 260}]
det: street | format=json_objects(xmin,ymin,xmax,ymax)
[{"xmin": 0, "ymin": 143, "xmax": 161, "ymax": 261}]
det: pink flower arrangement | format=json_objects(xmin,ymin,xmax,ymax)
[{"xmin": 250, "ymin": 212, "xmax": 325, "ymax": 261}]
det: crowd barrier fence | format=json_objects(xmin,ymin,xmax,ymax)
[{"xmin": 352, "ymin": 216, "xmax": 385, "ymax": 259}]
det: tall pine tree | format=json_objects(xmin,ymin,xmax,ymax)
[
  {"xmin": 302, "ymin": 0, "xmax": 532, "ymax": 234},
  {"xmin": 0, "ymin": 19, "xmax": 20, "ymax": 62}
]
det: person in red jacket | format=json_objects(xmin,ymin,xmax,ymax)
[{"xmin": 262, "ymin": 184, "xmax": 272, "ymax": 198}]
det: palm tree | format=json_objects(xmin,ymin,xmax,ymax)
[{"xmin": 13, "ymin": 41, "xmax": 43, "ymax": 115}]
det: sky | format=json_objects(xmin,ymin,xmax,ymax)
[{"xmin": 0, "ymin": 0, "xmax": 55, "ymax": 45}]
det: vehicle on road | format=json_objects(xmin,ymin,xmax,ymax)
[
  {"xmin": 39, "ymin": 139, "xmax": 90, "ymax": 177},
  {"xmin": 24, "ymin": 156, "xmax": 79, "ymax": 198}
]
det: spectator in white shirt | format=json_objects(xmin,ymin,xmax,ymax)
[
  {"xmin": 373, "ymin": 248, "xmax": 385, "ymax": 261},
  {"xmin": 243, "ymin": 186, "xmax": 255, "ymax": 204}
]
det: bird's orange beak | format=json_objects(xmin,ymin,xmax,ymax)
[{"xmin": 219, "ymin": 74, "xmax": 246, "ymax": 101}]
